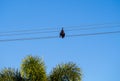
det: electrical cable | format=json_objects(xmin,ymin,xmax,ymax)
[
  {"xmin": 0, "ymin": 30, "xmax": 120, "ymax": 42},
  {"xmin": 0, "ymin": 23, "xmax": 120, "ymax": 34},
  {"xmin": 67, "ymin": 30, "xmax": 120, "ymax": 37},
  {"xmin": 0, "ymin": 25, "xmax": 120, "ymax": 37},
  {"xmin": 0, "ymin": 30, "xmax": 58, "ymax": 36}
]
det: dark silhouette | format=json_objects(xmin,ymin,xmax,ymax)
[{"xmin": 60, "ymin": 28, "xmax": 65, "ymax": 38}]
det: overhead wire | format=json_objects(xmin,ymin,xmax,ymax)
[
  {"xmin": 62, "ymin": 23, "xmax": 120, "ymax": 29},
  {"xmin": 0, "ymin": 30, "xmax": 120, "ymax": 42},
  {"xmin": 0, "ymin": 30, "xmax": 58, "ymax": 37},
  {"xmin": 0, "ymin": 23, "xmax": 120, "ymax": 42},
  {"xmin": 67, "ymin": 30, "xmax": 120, "ymax": 37},
  {"xmin": 0, "ymin": 27, "xmax": 57, "ymax": 34},
  {"xmin": 0, "ymin": 25, "xmax": 120, "ymax": 37},
  {"xmin": 0, "ymin": 23, "xmax": 120, "ymax": 34}
]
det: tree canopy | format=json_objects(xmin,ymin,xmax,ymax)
[
  {"xmin": 0, "ymin": 55, "xmax": 82, "ymax": 81},
  {"xmin": 49, "ymin": 62, "xmax": 82, "ymax": 81},
  {"xmin": 20, "ymin": 55, "xmax": 47, "ymax": 81},
  {"xmin": 0, "ymin": 68, "xmax": 24, "ymax": 81}
]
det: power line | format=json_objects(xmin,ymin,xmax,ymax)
[
  {"xmin": 0, "ymin": 36, "xmax": 58, "ymax": 42},
  {"xmin": 67, "ymin": 30, "xmax": 120, "ymax": 37},
  {"xmin": 0, "ymin": 25, "xmax": 120, "ymax": 37},
  {"xmin": 62, "ymin": 23, "xmax": 120, "ymax": 28},
  {"xmin": 0, "ymin": 30, "xmax": 120, "ymax": 42},
  {"xmin": 0, "ymin": 23, "xmax": 120, "ymax": 34},
  {"xmin": 0, "ymin": 30, "xmax": 58, "ymax": 36},
  {"xmin": 0, "ymin": 27, "xmax": 57, "ymax": 34},
  {"xmin": 65, "ymin": 25, "xmax": 120, "ymax": 31}
]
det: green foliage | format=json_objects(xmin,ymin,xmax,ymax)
[
  {"xmin": 20, "ymin": 55, "xmax": 47, "ymax": 81},
  {"xmin": 0, "ymin": 68, "xmax": 15, "ymax": 81},
  {"xmin": 0, "ymin": 68, "xmax": 24, "ymax": 81},
  {"xmin": 14, "ymin": 69, "xmax": 25, "ymax": 81},
  {"xmin": 49, "ymin": 62, "xmax": 82, "ymax": 81},
  {"xmin": 0, "ymin": 55, "xmax": 82, "ymax": 81}
]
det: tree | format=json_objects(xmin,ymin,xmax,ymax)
[
  {"xmin": 49, "ymin": 62, "xmax": 82, "ymax": 81},
  {"xmin": 20, "ymin": 55, "xmax": 47, "ymax": 81},
  {"xmin": 0, "ymin": 55, "xmax": 82, "ymax": 81},
  {"xmin": 0, "ymin": 68, "xmax": 15, "ymax": 81},
  {"xmin": 0, "ymin": 68, "xmax": 24, "ymax": 81},
  {"xmin": 14, "ymin": 69, "xmax": 25, "ymax": 81}
]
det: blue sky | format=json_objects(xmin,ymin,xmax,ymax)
[{"xmin": 0, "ymin": 0, "xmax": 120, "ymax": 81}]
